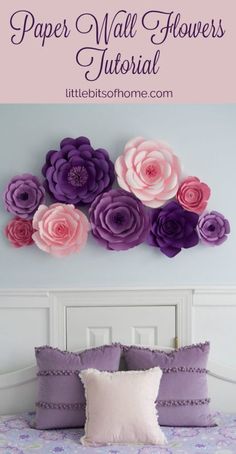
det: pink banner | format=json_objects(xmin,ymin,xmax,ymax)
[{"xmin": 1, "ymin": 0, "xmax": 235, "ymax": 103}]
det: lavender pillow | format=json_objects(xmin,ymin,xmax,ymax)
[
  {"xmin": 35, "ymin": 344, "xmax": 122, "ymax": 429},
  {"xmin": 123, "ymin": 342, "xmax": 215, "ymax": 427}
]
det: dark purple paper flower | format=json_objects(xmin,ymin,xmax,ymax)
[
  {"xmin": 3, "ymin": 174, "xmax": 45, "ymax": 219},
  {"xmin": 147, "ymin": 201, "xmax": 199, "ymax": 257},
  {"xmin": 89, "ymin": 189, "xmax": 150, "ymax": 251},
  {"xmin": 42, "ymin": 136, "xmax": 115, "ymax": 205},
  {"xmin": 197, "ymin": 211, "xmax": 230, "ymax": 246}
]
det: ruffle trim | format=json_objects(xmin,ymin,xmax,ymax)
[
  {"xmin": 162, "ymin": 367, "xmax": 207, "ymax": 374},
  {"xmin": 156, "ymin": 398, "xmax": 210, "ymax": 407},
  {"xmin": 122, "ymin": 341, "xmax": 209, "ymax": 356},
  {"xmin": 37, "ymin": 366, "xmax": 207, "ymax": 376},
  {"xmin": 35, "ymin": 342, "xmax": 121, "ymax": 357},
  {"xmin": 36, "ymin": 401, "xmax": 85, "ymax": 410},
  {"xmin": 37, "ymin": 369, "xmax": 114, "ymax": 376},
  {"xmin": 35, "ymin": 342, "xmax": 209, "ymax": 359},
  {"xmin": 37, "ymin": 370, "xmax": 74, "ymax": 376},
  {"xmin": 36, "ymin": 398, "xmax": 210, "ymax": 410}
]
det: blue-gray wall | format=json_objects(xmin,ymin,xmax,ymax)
[{"xmin": 0, "ymin": 104, "xmax": 235, "ymax": 288}]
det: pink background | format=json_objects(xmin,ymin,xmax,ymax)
[{"xmin": 1, "ymin": 0, "xmax": 235, "ymax": 103}]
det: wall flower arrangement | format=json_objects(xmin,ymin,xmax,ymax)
[
  {"xmin": 3, "ymin": 174, "xmax": 45, "ymax": 219},
  {"xmin": 2, "ymin": 136, "xmax": 231, "ymax": 258},
  {"xmin": 5, "ymin": 217, "xmax": 34, "ymax": 248},
  {"xmin": 42, "ymin": 137, "xmax": 115, "ymax": 205},
  {"xmin": 89, "ymin": 189, "xmax": 150, "ymax": 251},
  {"xmin": 115, "ymin": 137, "xmax": 181, "ymax": 208},
  {"xmin": 32, "ymin": 203, "xmax": 90, "ymax": 257},
  {"xmin": 147, "ymin": 201, "xmax": 199, "ymax": 258}
]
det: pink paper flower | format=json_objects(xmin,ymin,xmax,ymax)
[
  {"xmin": 115, "ymin": 137, "xmax": 181, "ymax": 208},
  {"xmin": 177, "ymin": 177, "xmax": 211, "ymax": 214},
  {"xmin": 32, "ymin": 203, "xmax": 90, "ymax": 257},
  {"xmin": 5, "ymin": 217, "xmax": 34, "ymax": 248}
]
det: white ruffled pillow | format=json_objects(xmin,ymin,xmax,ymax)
[{"xmin": 79, "ymin": 367, "xmax": 166, "ymax": 446}]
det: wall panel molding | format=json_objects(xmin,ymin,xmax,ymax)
[{"xmin": 0, "ymin": 287, "xmax": 236, "ymax": 413}]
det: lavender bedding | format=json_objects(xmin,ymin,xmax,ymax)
[{"xmin": 0, "ymin": 412, "xmax": 236, "ymax": 454}]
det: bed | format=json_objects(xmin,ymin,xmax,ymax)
[
  {"xmin": 1, "ymin": 289, "xmax": 236, "ymax": 453},
  {"xmin": 0, "ymin": 411, "xmax": 235, "ymax": 453}
]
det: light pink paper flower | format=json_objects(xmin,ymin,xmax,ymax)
[
  {"xmin": 32, "ymin": 203, "xmax": 90, "ymax": 257},
  {"xmin": 177, "ymin": 177, "xmax": 211, "ymax": 214},
  {"xmin": 5, "ymin": 217, "xmax": 34, "ymax": 248},
  {"xmin": 115, "ymin": 137, "xmax": 181, "ymax": 208}
]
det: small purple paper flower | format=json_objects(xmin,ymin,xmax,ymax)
[
  {"xmin": 147, "ymin": 201, "xmax": 199, "ymax": 257},
  {"xmin": 197, "ymin": 211, "xmax": 230, "ymax": 246},
  {"xmin": 3, "ymin": 174, "xmax": 45, "ymax": 219},
  {"xmin": 42, "ymin": 136, "xmax": 115, "ymax": 205},
  {"xmin": 89, "ymin": 189, "xmax": 150, "ymax": 251}
]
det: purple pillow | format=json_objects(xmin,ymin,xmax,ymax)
[
  {"xmin": 35, "ymin": 344, "xmax": 122, "ymax": 429},
  {"xmin": 123, "ymin": 342, "xmax": 215, "ymax": 427}
]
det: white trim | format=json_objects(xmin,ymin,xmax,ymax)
[
  {"xmin": 0, "ymin": 291, "xmax": 50, "ymax": 308},
  {"xmin": 0, "ymin": 366, "xmax": 37, "ymax": 389},
  {"xmin": 1, "ymin": 287, "xmax": 236, "ymax": 293},
  {"xmin": 193, "ymin": 289, "xmax": 236, "ymax": 296},
  {"xmin": 208, "ymin": 362, "xmax": 236, "ymax": 384},
  {"xmin": 175, "ymin": 291, "xmax": 192, "ymax": 347},
  {"xmin": 53, "ymin": 289, "xmax": 193, "ymax": 349},
  {"xmin": 0, "ymin": 287, "xmax": 236, "ymax": 414},
  {"xmin": 193, "ymin": 289, "xmax": 236, "ymax": 306}
]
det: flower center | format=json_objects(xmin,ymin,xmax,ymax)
[
  {"xmin": 141, "ymin": 160, "xmax": 161, "ymax": 183},
  {"xmin": 207, "ymin": 224, "xmax": 215, "ymax": 232},
  {"xmin": 19, "ymin": 192, "xmax": 29, "ymax": 201},
  {"xmin": 113, "ymin": 212, "xmax": 125, "ymax": 225},
  {"xmin": 53, "ymin": 222, "xmax": 69, "ymax": 238},
  {"xmin": 146, "ymin": 164, "xmax": 158, "ymax": 178},
  {"xmin": 185, "ymin": 188, "xmax": 199, "ymax": 203},
  {"xmin": 164, "ymin": 219, "xmax": 178, "ymax": 233},
  {"xmin": 68, "ymin": 166, "xmax": 88, "ymax": 187}
]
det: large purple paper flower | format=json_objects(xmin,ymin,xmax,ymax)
[
  {"xmin": 3, "ymin": 174, "xmax": 45, "ymax": 219},
  {"xmin": 197, "ymin": 211, "xmax": 230, "ymax": 246},
  {"xmin": 147, "ymin": 201, "xmax": 199, "ymax": 257},
  {"xmin": 89, "ymin": 189, "xmax": 150, "ymax": 251},
  {"xmin": 42, "ymin": 137, "xmax": 115, "ymax": 205}
]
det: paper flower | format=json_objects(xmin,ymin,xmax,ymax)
[
  {"xmin": 5, "ymin": 217, "xmax": 34, "ymax": 248},
  {"xmin": 115, "ymin": 137, "xmax": 181, "ymax": 208},
  {"xmin": 42, "ymin": 137, "xmax": 115, "ymax": 205},
  {"xmin": 197, "ymin": 211, "xmax": 230, "ymax": 246},
  {"xmin": 3, "ymin": 174, "xmax": 45, "ymax": 219},
  {"xmin": 147, "ymin": 201, "xmax": 199, "ymax": 257},
  {"xmin": 89, "ymin": 189, "xmax": 150, "ymax": 251},
  {"xmin": 32, "ymin": 203, "xmax": 90, "ymax": 257},
  {"xmin": 177, "ymin": 177, "xmax": 211, "ymax": 214}
]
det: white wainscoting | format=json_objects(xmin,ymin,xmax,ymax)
[
  {"xmin": 193, "ymin": 289, "xmax": 236, "ymax": 369},
  {"xmin": 0, "ymin": 288, "xmax": 235, "ymax": 415}
]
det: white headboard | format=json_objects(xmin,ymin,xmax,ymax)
[{"xmin": 0, "ymin": 288, "xmax": 236, "ymax": 415}]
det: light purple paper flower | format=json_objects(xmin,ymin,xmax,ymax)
[
  {"xmin": 42, "ymin": 137, "xmax": 115, "ymax": 205},
  {"xmin": 3, "ymin": 174, "xmax": 45, "ymax": 219},
  {"xmin": 89, "ymin": 189, "xmax": 150, "ymax": 251},
  {"xmin": 197, "ymin": 211, "xmax": 230, "ymax": 245}
]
